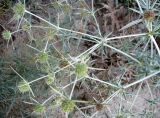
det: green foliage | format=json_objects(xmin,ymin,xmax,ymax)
[{"xmin": 0, "ymin": 57, "xmax": 41, "ymax": 117}]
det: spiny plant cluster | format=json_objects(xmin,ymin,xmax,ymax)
[{"xmin": 1, "ymin": 0, "xmax": 160, "ymax": 117}]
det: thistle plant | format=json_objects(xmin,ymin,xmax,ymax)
[{"xmin": 1, "ymin": 0, "xmax": 160, "ymax": 117}]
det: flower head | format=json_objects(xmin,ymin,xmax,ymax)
[
  {"xmin": 2, "ymin": 30, "xmax": 12, "ymax": 40},
  {"xmin": 75, "ymin": 63, "xmax": 88, "ymax": 78},
  {"xmin": 13, "ymin": 2, "xmax": 25, "ymax": 20},
  {"xmin": 37, "ymin": 52, "xmax": 49, "ymax": 63},
  {"xmin": 45, "ymin": 73, "xmax": 55, "ymax": 85},
  {"xmin": 52, "ymin": 97, "xmax": 63, "ymax": 107},
  {"xmin": 46, "ymin": 29, "xmax": 57, "ymax": 40},
  {"xmin": 18, "ymin": 81, "xmax": 30, "ymax": 93},
  {"xmin": 22, "ymin": 22, "xmax": 31, "ymax": 31},
  {"xmin": 143, "ymin": 10, "xmax": 155, "ymax": 22},
  {"xmin": 33, "ymin": 104, "xmax": 45, "ymax": 114},
  {"xmin": 61, "ymin": 100, "xmax": 75, "ymax": 112}
]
